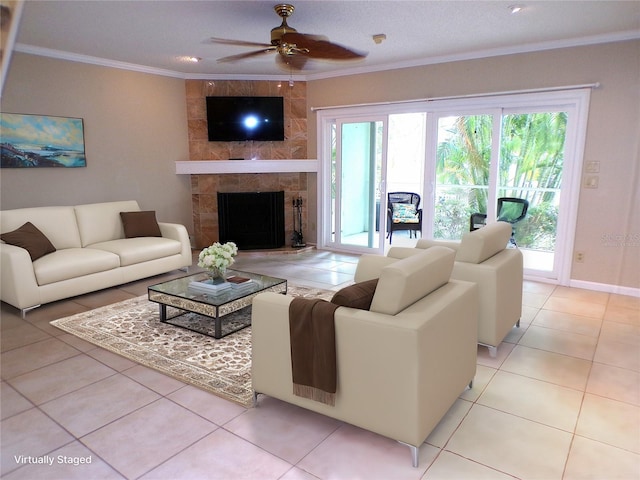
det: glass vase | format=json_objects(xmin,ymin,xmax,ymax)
[{"xmin": 207, "ymin": 267, "xmax": 226, "ymax": 280}]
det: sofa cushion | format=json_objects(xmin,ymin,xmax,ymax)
[
  {"xmin": 1, "ymin": 206, "xmax": 82, "ymax": 249},
  {"xmin": 88, "ymin": 237, "xmax": 183, "ymax": 266},
  {"xmin": 74, "ymin": 201, "xmax": 140, "ymax": 247},
  {"xmin": 1, "ymin": 222, "xmax": 57, "ymax": 261},
  {"xmin": 331, "ymin": 279, "xmax": 379, "ymax": 310},
  {"xmin": 370, "ymin": 246, "xmax": 455, "ymax": 315},
  {"xmin": 120, "ymin": 211, "xmax": 162, "ymax": 238},
  {"xmin": 33, "ymin": 248, "xmax": 120, "ymax": 285},
  {"xmin": 457, "ymin": 221, "xmax": 512, "ymax": 264}
]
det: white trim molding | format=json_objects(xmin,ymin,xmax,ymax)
[
  {"xmin": 569, "ymin": 279, "xmax": 640, "ymax": 298},
  {"xmin": 16, "ymin": 30, "xmax": 640, "ymax": 81},
  {"xmin": 175, "ymin": 159, "xmax": 318, "ymax": 175}
]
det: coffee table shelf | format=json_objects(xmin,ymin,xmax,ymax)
[{"xmin": 148, "ymin": 270, "xmax": 286, "ymax": 338}]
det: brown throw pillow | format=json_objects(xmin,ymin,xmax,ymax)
[
  {"xmin": 120, "ymin": 211, "xmax": 162, "ymax": 238},
  {"xmin": 331, "ymin": 278, "xmax": 379, "ymax": 310},
  {"xmin": 1, "ymin": 222, "xmax": 56, "ymax": 261}
]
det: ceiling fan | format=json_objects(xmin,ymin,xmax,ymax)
[{"xmin": 211, "ymin": 3, "xmax": 367, "ymax": 70}]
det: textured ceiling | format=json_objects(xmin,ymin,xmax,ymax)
[{"xmin": 13, "ymin": 1, "xmax": 640, "ymax": 79}]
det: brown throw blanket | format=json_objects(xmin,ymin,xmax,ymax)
[{"xmin": 289, "ymin": 297, "xmax": 339, "ymax": 406}]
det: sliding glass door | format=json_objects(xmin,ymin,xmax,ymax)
[
  {"xmin": 431, "ymin": 111, "xmax": 500, "ymax": 240},
  {"xmin": 499, "ymin": 110, "xmax": 568, "ymax": 274},
  {"xmin": 327, "ymin": 117, "xmax": 386, "ymax": 252},
  {"xmin": 428, "ymin": 104, "xmax": 576, "ymax": 279},
  {"xmin": 318, "ymin": 88, "xmax": 590, "ymax": 283},
  {"xmin": 322, "ymin": 111, "xmax": 426, "ymax": 254}
]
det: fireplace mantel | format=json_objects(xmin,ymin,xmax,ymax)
[{"xmin": 175, "ymin": 159, "xmax": 318, "ymax": 175}]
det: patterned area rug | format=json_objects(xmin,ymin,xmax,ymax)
[{"xmin": 50, "ymin": 285, "xmax": 334, "ymax": 408}]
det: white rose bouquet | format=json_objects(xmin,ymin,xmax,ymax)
[{"xmin": 198, "ymin": 241, "xmax": 238, "ymax": 278}]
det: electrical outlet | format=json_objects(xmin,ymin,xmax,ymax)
[
  {"xmin": 575, "ymin": 251, "xmax": 585, "ymax": 263},
  {"xmin": 584, "ymin": 176, "xmax": 599, "ymax": 188}
]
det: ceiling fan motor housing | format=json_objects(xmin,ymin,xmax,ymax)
[{"xmin": 271, "ymin": 4, "xmax": 297, "ymax": 45}]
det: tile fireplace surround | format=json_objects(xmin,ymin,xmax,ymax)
[
  {"xmin": 184, "ymin": 80, "xmax": 312, "ymax": 250},
  {"xmin": 182, "ymin": 160, "xmax": 317, "ymax": 249}
]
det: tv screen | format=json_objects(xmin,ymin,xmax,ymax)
[{"xmin": 206, "ymin": 96, "xmax": 285, "ymax": 142}]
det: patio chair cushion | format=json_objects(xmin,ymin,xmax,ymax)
[{"xmin": 391, "ymin": 203, "xmax": 420, "ymax": 223}]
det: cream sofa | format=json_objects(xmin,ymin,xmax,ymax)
[
  {"xmin": 1, "ymin": 200, "xmax": 192, "ymax": 316},
  {"xmin": 251, "ymin": 247, "xmax": 478, "ymax": 467},
  {"xmin": 407, "ymin": 221, "xmax": 523, "ymax": 357}
]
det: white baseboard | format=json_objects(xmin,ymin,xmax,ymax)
[{"xmin": 569, "ymin": 279, "xmax": 640, "ymax": 298}]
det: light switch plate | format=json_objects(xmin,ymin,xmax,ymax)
[{"xmin": 586, "ymin": 161, "xmax": 600, "ymax": 173}]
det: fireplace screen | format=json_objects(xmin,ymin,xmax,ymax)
[{"xmin": 217, "ymin": 191, "xmax": 285, "ymax": 250}]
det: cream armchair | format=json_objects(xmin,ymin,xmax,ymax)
[
  {"xmin": 251, "ymin": 247, "xmax": 478, "ymax": 467},
  {"xmin": 407, "ymin": 221, "xmax": 523, "ymax": 357}
]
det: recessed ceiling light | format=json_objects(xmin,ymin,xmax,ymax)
[
  {"xmin": 509, "ymin": 5, "xmax": 524, "ymax": 14},
  {"xmin": 179, "ymin": 56, "xmax": 201, "ymax": 63}
]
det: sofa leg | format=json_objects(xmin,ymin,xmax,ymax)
[
  {"xmin": 252, "ymin": 391, "xmax": 260, "ymax": 407},
  {"xmin": 398, "ymin": 442, "xmax": 420, "ymax": 467},
  {"xmin": 516, "ymin": 319, "xmax": 521, "ymax": 328},
  {"xmin": 468, "ymin": 379, "xmax": 474, "ymax": 390},
  {"xmin": 20, "ymin": 305, "xmax": 41, "ymax": 319},
  {"xmin": 488, "ymin": 345, "xmax": 498, "ymax": 358},
  {"xmin": 409, "ymin": 444, "xmax": 419, "ymax": 467}
]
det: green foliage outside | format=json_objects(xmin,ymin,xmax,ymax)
[{"xmin": 435, "ymin": 112, "xmax": 567, "ymax": 251}]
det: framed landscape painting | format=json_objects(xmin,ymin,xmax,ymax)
[{"xmin": 0, "ymin": 113, "xmax": 87, "ymax": 168}]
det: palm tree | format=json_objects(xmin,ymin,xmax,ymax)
[
  {"xmin": 435, "ymin": 112, "xmax": 567, "ymax": 248},
  {"xmin": 435, "ymin": 115, "xmax": 492, "ymax": 238}
]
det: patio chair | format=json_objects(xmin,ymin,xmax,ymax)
[
  {"xmin": 497, "ymin": 197, "xmax": 529, "ymax": 246},
  {"xmin": 387, "ymin": 192, "xmax": 422, "ymax": 244},
  {"xmin": 469, "ymin": 197, "xmax": 529, "ymax": 246}
]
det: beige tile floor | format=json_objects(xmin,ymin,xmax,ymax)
[{"xmin": 1, "ymin": 249, "xmax": 639, "ymax": 480}]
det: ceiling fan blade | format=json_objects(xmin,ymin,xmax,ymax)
[
  {"xmin": 217, "ymin": 48, "xmax": 276, "ymax": 63},
  {"xmin": 210, "ymin": 37, "xmax": 273, "ymax": 48},
  {"xmin": 281, "ymin": 33, "xmax": 367, "ymax": 60},
  {"xmin": 276, "ymin": 53, "xmax": 308, "ymax": 71}
]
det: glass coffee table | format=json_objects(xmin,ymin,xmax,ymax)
[{"xmin": 148, "ymin": 270, "xmax": 287, "ymax": 339}]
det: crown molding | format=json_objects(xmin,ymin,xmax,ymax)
[
  {"xmin": 15, "ymin": 29, "xmax": 640, "ymax": 82},
  {"xmin": 305, "ymin": 30, "xmax": 640, "ymax": 81},
  {"xmin": 14, "ymin": 43, "xmax": 186, "ymax": 78}
]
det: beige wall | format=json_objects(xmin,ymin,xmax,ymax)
[
  {"xmin": 2, "ymin": 40, "xmax": 638, "ymax": 290},
  {"xmin": 308, "ymin": 40, "xmax": 640, "ymax": 290},
  {"xmin": 1, "ymin": 53, "xmax": 193, "ymax": 233}
]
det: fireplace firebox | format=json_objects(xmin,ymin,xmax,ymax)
[{"xmin": 217, "ymin": 191, "xmax": 285, "ymax": 250}]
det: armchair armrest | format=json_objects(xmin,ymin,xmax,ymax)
[{"xmin": 451, "ymin": 248, "xmax": 522, "ymax": 346}]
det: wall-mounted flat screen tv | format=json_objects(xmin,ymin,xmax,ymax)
[{"xmin": 206, "ymin": 96, "xmax": 285, "ymax": 142}]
